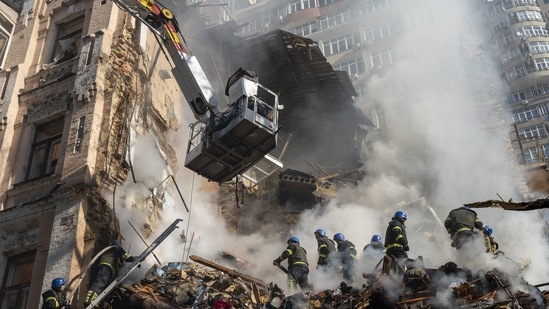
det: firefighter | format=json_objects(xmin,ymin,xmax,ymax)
[
  {"xmin": 363, "ymin": 234, "xmax": 385, "ymax": 253},
  {"xmin": 84, "ymin": 239, "xmax": 136, "ymax": 306},
  {"xmin": 444, "ymin": 205, "xmax": 483, "ymax": 250},
  {"xmin": 42, "ymin": 277, "xmax": 70, "ymax": 309},
  {"xmin": 314, "ymin": 228, "xmax": 336, "ymax": 270},
  {"xmin": 361, "ymin": 234, "xmax": 386, "ymax": 277},
  {"xmin": 273, "ymin": 236, "xmax": 310, "ymax": 291},
  {"xmin": 482, "ymin": 225, "xmax": 501, "ymax": 255},
  {"xmin": 333, "ymin": 232, "xmax": 357, "ymax": 284},
  {"xmin": 384, "ymin": 210, "xmax": 409, "ymax": 274},
  {"xmin": 363, "ymin": 235, "xmax": 386, "ymax": 262}
]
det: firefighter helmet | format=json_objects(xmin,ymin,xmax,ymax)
[
  {"xmin": 371, "ymin": 234, "xmax": 382, "ymax": 243},
  {"xmin": 333, "ymin": 233, "xmax": 345, "ymax": 241},
  {"xmin": 51, "ymin": 277, "xmax": 66, "ymax": 290},
  {"xmin": 394, "ymin": 210, "xmax": 407, "ymax": 221},
  {"xmin": 314, "ymin": 229, "xmax": 327, "ymax": 237},
  {"xmin": 288, "ymin": 236, "xmax": 300, "ymax": 244},
  {"xmin": 483, "ymin": 225, "xmax": 493, "ymax": 236}
]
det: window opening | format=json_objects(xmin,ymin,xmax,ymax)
[
  {"xmin": 26, "ymin": 117, "xmax": 64, "ymax": 180},
  {"xmin": 51, "ymin": 15, "xmax": 84, "ymax": 64},
  {"xmin": 0, "ymin": 251, "xmax": 36, "ymax": 309}
]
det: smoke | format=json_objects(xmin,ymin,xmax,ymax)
[{"xmin": 102, "ymin": 0, "xmax": 549, "ymax": 299}]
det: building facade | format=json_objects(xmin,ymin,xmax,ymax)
[
  {"xmin": 478, "ymin": 0, "xmax": 549, "ymax": 192},
  {"xmin": 0, "ymin": 0, "xmax": 183, "ymax": 307},
  {"xmin": 223, "ymin": 0, "xmax": 548, "ymax": 196}
]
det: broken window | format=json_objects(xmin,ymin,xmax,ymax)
[
  {"xmin": 26, "ymin": 117, "xmax": 64, "ymax": 180},
  {"xmin": 50, "ymin": 15, "xmax": 84, "ymax": 64},
  {"xmin": 0, "ymin": 251, "xmax": 36, "ymax": 309}
]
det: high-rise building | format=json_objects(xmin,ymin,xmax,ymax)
[
  {"xmin": 225, "ymin": 0, "xmax": 549, "ymax": 196},
  {"xmin": 477, "ymin": 0, "xmax": 549, "ymax": 193}
]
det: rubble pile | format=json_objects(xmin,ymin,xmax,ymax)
[
  {"xmin": 113, "ymin": 261, "xmax": 268, "ymax": 308},
  {"xmin": 108, "ymin": 255, "xmax": 548, "ymax": 309}
]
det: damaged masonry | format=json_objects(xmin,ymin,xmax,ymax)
[
  {"xmin": 74, "ymin": 202, "xmax": 549, "ymax": 308},
  {"xmin": 87, "ymin": 248, "xmax": 549, "ymax": 308},
  {"xmin": 1, "ymin": 0, "xmax": 549, "ymax": 309}
]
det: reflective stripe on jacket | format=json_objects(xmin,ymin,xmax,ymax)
[
  {"xmin": 317, "ymin": 235, "xmax": 336, "ymax": 265},
  {"xmin": 278, "ymin": 243, "xmax": 309, "ymax": 269},
  {"xmin": 385, "ymin": 219, "xmax": 408, "ymax": 251}
]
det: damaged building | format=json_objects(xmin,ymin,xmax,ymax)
[
  {"xmin": 0, "ymin": 0, "xmax": 548, "ymax": 308},
  {"xmin": 0, "ymin": 0, "xmax": 372, "ymax": 306},
  {"xmin": 0, "ymin": 0, "xmax": 184, "ymax": 307}
]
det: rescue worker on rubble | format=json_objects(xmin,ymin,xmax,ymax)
[
  {"xmin": 444, "ymin": 205, "xmax": 483, "ymax": 250},
  {"xmin": 363, "ymin": 235, "xmax": 386, "ymax": 263},
  {"xmin": 384, "ymin": 210, "xmax": 409, "ymax": 274},
  {"xmin": 333, "ymin": 233, "xmax": 357, "ymax": 284},
  {"xmin": 361, "ymin": 234, "xmax": 386, "ymax": 282},
  {"xmin": 42, "ymin": 277, "xmax": 70, "ymax": 309},
  {"xmin": 314, "ymin": 228, "xmax": 336, "ymax": 270},
  {"xmin": 84, "ymin": 239, "xmax": 136, "ymax": 306},
  {"xmin": 273, "ymin": 236, "xmax": 310, "ymax": 291},
  {"xmin": 482, "ymin": 225, "xmax": 501, "ymax": 255},
  {"xmin": 363, "ymin": 234, "xmax": 385, "ymax": 253}
]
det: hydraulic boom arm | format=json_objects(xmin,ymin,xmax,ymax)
[
  {"xmin": 112, "ymin": 0, "xmax": 219, "ymax": 122},
  {"xmin": 111, "ymin": 0, "xmax": 281, "ymax": 183}
]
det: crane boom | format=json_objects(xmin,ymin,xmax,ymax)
[
  {"xmin": 111, "ymin": 0, "xmax": 281, "ymax": 183},
  {"xmin": 112, "ymin": 0, "xmax": 218, "ymax": 122}
]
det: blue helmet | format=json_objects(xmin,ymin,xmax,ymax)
[
  {"xmin": 110, "ymin": 239, "xmax": 120, "ymax": 247},
  {"xmin": 371, "ymin": 234, "xmax": 382, "ymax": 243},
  {"xmin": 288, "ymin": 236, "xmax": 300, "ymax": 244},
  {"xmin": 394, "ymin": 210, "xmax": 407, "ymax": 221},
  {"xmin": 333, "ymin": 233, "xmax": 345, "ymax": 241},
  {"xmin": 314, "ymin": 229, "xmax": 327, "ymax": 237},
  {"xmin": 51, "ymin": 277, "xmax": 66, "ymax": 290},
  {"xmin": 483, "ymin": 225, "xmax": 493, "ymax": 236}
]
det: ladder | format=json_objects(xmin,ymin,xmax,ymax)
[{"xmin": 85, "ymin": 218, "xmax": 183, "ymax": 309}]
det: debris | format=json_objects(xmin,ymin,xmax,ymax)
[{"xmin": 111, "ymin": 255, "xmax": 548, "ymax": 308}]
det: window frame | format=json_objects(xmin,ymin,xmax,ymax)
[
  {"xmin": 50, "ymin": 15, "xmax": 85, "ymax": 64},
  {"xmin": 0, "ymin": 251, "xmax": 36, "ymax": 309},
  {"xmin": 25, "ymin": 117, "xmax": 65, "ymax": 181}
]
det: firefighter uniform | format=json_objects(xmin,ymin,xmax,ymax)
[
  {"xmin": 385, "ymin": 219, "xmax": 409, "ymax": 259},
  {"xmin": 444, "ymin": 206, "xmax": 483, "ymax": 249},
  {"xmin": 384, "ymin": 211, "xmax": 409, "ymax": 274},
  {"xmin": 316, "ymin": 234, "xmax": 336, "ymax": 269},
  {"xmin": 335, "ymin": 239, "xmax": 357, "ymax": 284},
  {"xmin": 42, "ymin": 289, "xmax": 69, "ymax": 309},
  {"xmin": 273, "ymin": 238, "xmax": 310, "ymax": 291},
  {"xmin": 84, "ymin": 241, "xmax": 135, "ymax": 306}
]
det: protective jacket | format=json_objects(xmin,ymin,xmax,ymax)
[
  {"xmin": 316, "ymin": 235, "xmax": 336, "ymax": 266},
  {"xmin": 41, "ymin": 289, "xmax": 69, "ymax": 309},
  {"xmin": 85, "ymin": 244, "xmax": 135, "ymax": 306},
  {"xmin": 275, "ymin": 243, "xmax": 309, "ymax": 269},
  {"xmin": 336, "ymin": 240, "xmax": 357, "ymax": 265},
  {"xmin": 385, "ymin": 219, "xmax": 409, "ymax": 256},
  {"xmin": 444, "ymin": 207, "xmax": 483, "ymax": 237},
  {"xmin": 363, "ymin": 242, "xmax": 385, "ymax": 252},
  {"xmin": 98, "ymin": 246, "xmax": 135, "ymax": 276}
]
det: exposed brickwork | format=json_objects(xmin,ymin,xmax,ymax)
[{"xmin": 0, "ymin": 1, "xmax": 183, "ymax": 308}]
